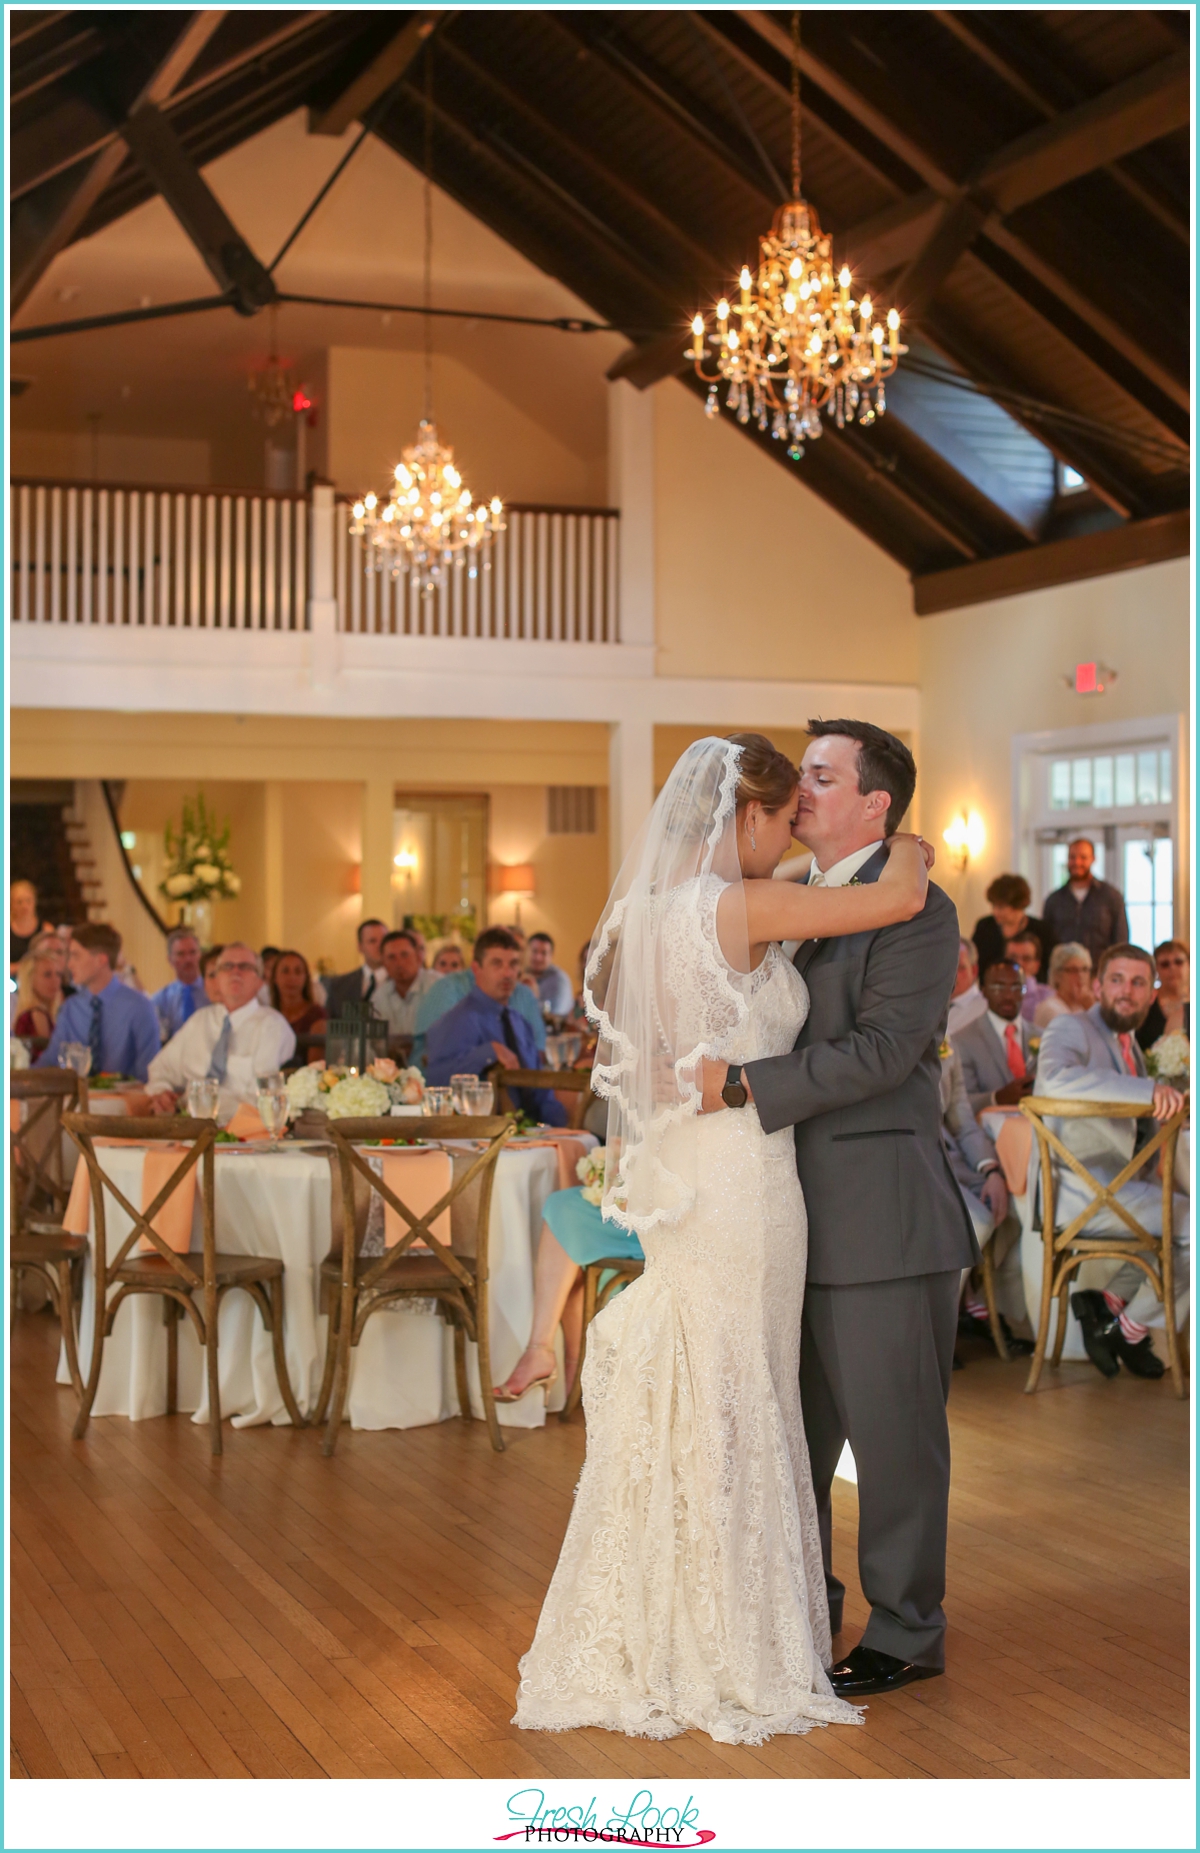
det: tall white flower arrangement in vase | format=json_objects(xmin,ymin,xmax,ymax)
[{"xmin": 159, "ymin": 793, "xmax": 241, "ymax": 945}]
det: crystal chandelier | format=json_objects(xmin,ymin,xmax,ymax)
[
  {"xmin": 247, "ymin": 305, "xmax": 296, "ymax": 428},
  {"xmin": 350, "ymin": 52, "xmax": 503, "ymax": 593},
  {"xmin": 690, "ymin": 13, "xmax": 905, "ymax": 459}
]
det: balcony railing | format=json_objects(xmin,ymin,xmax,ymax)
[{"xmin": 10, "ymin": 479, "xmax": 621, "ymax": 644}]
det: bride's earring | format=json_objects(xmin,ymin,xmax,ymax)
[{"xmin": 747, "ymin": 813, "xmax": 757, "ymax": 851}]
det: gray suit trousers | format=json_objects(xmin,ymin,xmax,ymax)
[{"xmin": 801, "ymin": 1269, "xmax": 960, "ymax": 1669}]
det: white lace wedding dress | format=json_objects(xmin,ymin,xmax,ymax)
[{"xmin": 513, "ymin": 877, "xmax": 862, "ymax": 1745}]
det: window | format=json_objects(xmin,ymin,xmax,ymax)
[
  {"xmin": 1048, "ymin": 746, "xmax": 1171, "ymax": 811},
  {"xmin": 1057, "ymin": 461, "xmax": 1087, "ymax": 495}
]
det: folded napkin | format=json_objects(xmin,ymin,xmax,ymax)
[
  {"xmin": 382, "ymin": 1148, "xmax": 453, "ymax": 1251},
  {"xmin": 994, "ymin": 1115, "xmax": 1033, "ymax": 1197},
  {"xmin": 511, "ymin": 1135, "xmax": 590, "ymax": 1191},
  {"xmin": 224, "ymin": 1102, "xmax": 268, "ymax": 1141},
  {"xmin": 62, "ymin": 1142, "xmax": 197, "ymax": 1252}
]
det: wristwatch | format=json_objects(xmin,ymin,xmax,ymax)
[{"xmin": 721, "ymin": 1064, "xmax": 749, "ymax": 1109}]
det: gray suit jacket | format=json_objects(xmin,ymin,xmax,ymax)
[
  {"xmin": 939, "ymin": 1046, "xmax": 997, "ymax": 1190},
  {"xmin": 951, "ymin": 1010, "xmax": 1034, "ymax": 1115},
  {"xmin": 1034, "ymin": 1003, "xmax": 1155, "ymax": 1197},
  {"xmin": 746, "ymin": 848, "xmax": 978, "ymax": 1286}
]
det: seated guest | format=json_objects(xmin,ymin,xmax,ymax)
[
  {"xmin": 413, "ymin": 939, "xmax": 546, "ymax": 1068},
  {"xmin": 951, "ymin": 960, "xmax": 1035, "ymax": 1114},
  {"xmin": 258, "ymin": 945, "xmax": 282, "ymax": 1007},
  {"xmin": 1007, "ymin": 930, "xmax": 1054, "ymax": 1024},
  {"xmin": 1036, "ymin": 945, "xmax": 1189, "ymax": 1380},
  {"xmin": 37, "ymin": 923, "xmax": 161, "ymax": 1081},
  {"xmin": 322, "ymin": 919, "xmax": 390, "ymax": 1017},
  {"xmin": 947, "ymin": 936, "xmax": 987, "ymax": 1036},
  {"xmin": 432, "ymin": 943, "xmax": 465, "ymax": 976},
  {"xmin": 10, "ymin": 879, "xmax": 53, "ymax": 969},
  {"xmin": 271, "ymin": 949, "xmax": 326, "ymax": 1037},
  {"xmin": 1137, "ymin": 939, "xmax": 1190, "ymax": 1050},
  {"xmin": 973, "ymin": 874, "xmax": 1048, "ymax": 981},
  {"xmin": 375, "ymin": 929, "xmax": 439, "ymax": 1037},
  {"xmin": 201, "ymin": 944, "xmax": 225, "ymax": 1004},
  {"xmin": 152, "ymin": 929, "xmax": 206, "ymax": 1040},
  {"xmin": 494, "ymin": 1187, "xmax": 642, "ymax": 1403},
  {"xmin": 940, "ymin": 1045, "xmax": 1028, "ymax": 1347},
  {"xmin": 12, "ymin": 935, "xmax": 67, "ymax": 1057},
  {"xmin": 147, "ymin": 942, "xmax": 295, "ymax": 1120},
  {"xmin": 525, "ymin": 931, "xmax": 574, "ymax": 1018},
  {"xmin": 1042, "ymin": 837, "xmax": 1128, "ymax": 968},
  {"xmin": 1034, "ymin": 942, "xmax": 1093, "ymax": 1030},
  {"xmin": 426, "ymin": 926, "xmax": 567, "ymax": 1125}
]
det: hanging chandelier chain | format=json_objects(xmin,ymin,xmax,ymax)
[
  {"xmin": 422, "ymin": 44, "xmax": 435, "ymax": 422},
  {"xmin": 791, "ymin": 11, "xmax": 802, "ymax": 202}
]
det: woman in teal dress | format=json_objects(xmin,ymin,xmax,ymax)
[{"xmin": 494, "ymin": 1185, "xmax": 643, "ymax": 1402}]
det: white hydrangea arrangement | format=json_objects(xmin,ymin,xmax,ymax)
[
  {"xmin": 10, "ymin": 1037, "xmax": 31, "ymax": 1070},
  {"xmin": 1146, "ymin": 1033, "xmax": 1190, "ymax": 1085},
  {"xmin": 576, "ymin": 1148, "xmax": 605, "ymax": 1206},
  {"xmin": 286, "ymin": 1058, "xmax": 426, "ymax": 1121},
  {"xmin": 159, "ymin": 793, "xmax": 241, "ymax": 905}
]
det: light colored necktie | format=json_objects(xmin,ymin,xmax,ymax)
[
  {"xmin": 1004, "ymin": 1022, "xmax": 1027, "ymax": 1081},
  {"xmin": 1118, "ymin": 1032, "xmax": 1139, "ymax": 1076},
  {"xmin": 207, "ymin": 1013, "xmax": 232, "ymax": 1082},
  {"xmin": 809, "ymin": 868, "xmax": 828, "ymax": 888}
]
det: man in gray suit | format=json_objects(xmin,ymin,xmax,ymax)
[
  {"xmin": 941, "ymin": 1046, "xmax": 1029, "ymax": 1342},
  {"xmin": 950, "ymin": 961, "xmax": 1035, "ymax": 1115},
  {"xmin": 1035, "ymin": 943, "xmax": 1189, "ymax": 1379},
  {"xmin": 703, "ymin": 719, "xmax": 977, "ymax": 1699}
]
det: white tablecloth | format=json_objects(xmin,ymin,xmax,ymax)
[{"xmin": 58, "ymin": 1140, "xmax": 587, "ymax": 1431}]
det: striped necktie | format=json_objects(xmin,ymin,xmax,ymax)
[
  {"xmin": 88, "ymin": 994, "xmax": 104, "ymax": 1072},
  {"xmin": 207, "ymin": 1013, "xmax": 232, "ymax": 1082}
]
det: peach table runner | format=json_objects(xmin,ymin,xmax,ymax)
[
  {"xmin": 365, "ymin": 1147, "xmax": 454, "ymax": 1250},
  {"xmin": 225, "ymin": 1103, "xmax": 268, "ymax": 1140},
  {"xmin": 63, "ymin": 1140, "xmax": 198, "ymax": 1252}
]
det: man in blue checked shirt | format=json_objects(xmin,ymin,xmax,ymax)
[
  {"xmin": 151, "ymin": 927, "xmax": 207, "ymax": 1041},
  {"xmin": 37, "ymin": 922, "xmax": 161, "ymax": 1081},
  {"xmin": 412, "ymin": 940, "xmax": 546, "ymax": 1069},
  {"xmin": 426, "ymin": 927, "xmax": 567, "ymax": 1126}
]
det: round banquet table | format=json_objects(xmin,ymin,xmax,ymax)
[{"xmin": 57, "ymin": 1137, "xmax": 594, "ymax": 1433}]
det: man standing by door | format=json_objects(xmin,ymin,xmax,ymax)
[{"xmin": 1042, "ymin": 838, "xmax": 1129, "ymax": 967}]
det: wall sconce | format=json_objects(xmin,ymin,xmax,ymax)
[
  {"xmin": 942, "ymin": 810, "xmax": 985, "ymax": 874},
  {"xmin": 393, "ymin": 846, "xmax": 419, "ymax": 885},
  {"xmin": 496, "ymin": 862, "xmax": 536, "ymax": 927}
]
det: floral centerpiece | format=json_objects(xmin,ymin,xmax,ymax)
[
  {"xmin": 1145, "ymin": 1033, "xmax": 1190, "ymax": 1087},
  {"xmin": 159, "ymin": 793, "xmax": 241, "ymax": 922},
  {"xmin": 576, "ymin": 1148, "xmax": 605, "ymax": 1206},
  {"xmin": 286, "ymin": 1058, "xmax": 425, "ymax": 1122}
]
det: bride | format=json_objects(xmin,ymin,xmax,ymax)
[{"xmin": 513, "ymin": 733, "xmax": 930, "ymax": 1746}]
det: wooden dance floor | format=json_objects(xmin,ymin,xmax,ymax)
[{"xmin": 9, "ymin": 1313, "xmax": 1189, "ymax": 1780}]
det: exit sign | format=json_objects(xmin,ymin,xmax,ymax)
[{"xmin": 1073, "ymin": 661, "xmax": 1116, "ymax": 695}]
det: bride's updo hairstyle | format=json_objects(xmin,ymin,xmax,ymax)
[{"xmin": 727, "ymin": 732, "xmax": 799, "ymax": 814}]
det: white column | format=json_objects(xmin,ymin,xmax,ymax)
[
  {"xmin": 307, "ymin": 480, "xmax": 340, "ymax": 687},
  {"xmin": 608, "ymin": 717, "xmax": 654, "ymax": 881},
  {"xmin": 607, "ymin": 380, "xmax": 655, "ymax": 650},
  {"xmin": 263, "ymin": 780, "xmax": 285, "ymax": 946}
]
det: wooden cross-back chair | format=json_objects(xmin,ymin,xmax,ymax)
[
  {"xmin": 561, "ymin": 1255, "xmax": 644, "ymax": 1419},
  {"xmin": 62, "ymin": 1114, "xmax": 306, "ymax": 1452},
  {"xmin": 1020, "ymin": 1097, "xmax": 1188, "ymax": 1398},
  {"xmin": 315, "ymin": 1115, "xmax": 517, "ymax": 1454},
  {"xmin": 491, "ymin": 1067, "xmax": 594, "ymax": 1130},
  {"xmin": 10, "ymin": 1070, "xmax": 88, "ymax": 1392}
]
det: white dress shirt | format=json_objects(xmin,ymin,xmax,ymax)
[
  {"xmin": 808, "ymin": 841, "xmax": 885, "ymax": 889},
  {"xmin": 372, "ymin": 966, "xmax": 439, "ymax": 1038},
  {"xmin": 147, "ymin": 998, "xmax": 296, "ymax": 1121}
]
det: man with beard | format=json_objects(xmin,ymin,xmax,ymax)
[{"xmin": 1035, "ymin": 944, "xmax": 1189, "ymax": 1380}]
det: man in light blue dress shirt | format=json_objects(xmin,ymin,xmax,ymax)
[
  {"xmin": 426, "ymin": 927, "xmax": 567, "ymax": 1125},
  {"xmin": 151, "ymin": 928, "xmax": 208, "ymax": 1040},
  {"xmin": 38, "ymin": 923, "xmax": 161, "ymax": 1081},
  {"xmin": 526, "ymin": 932, "xmax": 575, "ymax": 1018}
]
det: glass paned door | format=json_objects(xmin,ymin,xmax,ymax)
[{"xmin": 1121, "ymin": 833, "xmax": 1173, "ymax": 951}]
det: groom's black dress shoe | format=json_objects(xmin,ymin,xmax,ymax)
[
  {"xmin": 1070, "ymin": 1289, "xmax": 1120, "ymax": 1379},
  {"xmin": 828, "ymin": 1644, "xmax": 941, "ymax": 1698},
  {"xmin": 1113, "ymin": 1331, "xmax": 1166, "ymax": 1378}
]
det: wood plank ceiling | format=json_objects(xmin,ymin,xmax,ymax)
[{"xmin": 10, "ymin": 7, "xmax": 1191, "ymax": 607}]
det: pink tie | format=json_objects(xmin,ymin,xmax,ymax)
[
  {"xmin": 1118, "ymin": 1033, "xmax": 1139, "ymax": 1076},
  {"xmin": 1004, "ymin": 1022, "xmax": 1027, "ymax": 1081}
]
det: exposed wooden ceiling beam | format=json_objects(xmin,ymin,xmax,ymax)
[
  {"xmin": 120, "ymin": 99, "xmax": 274, "ymax": 314},
  {"xmin": 308, "ymin": 13, "xmax": 437, "ymax": 137},
  {"xmin": 913, "ymin": 508, "xmax": 1189, "ymax": 615},
  {"xmin": 10, "ymin": 10, "xmax": 225, "ymax": 312},
  {"xmin": 894, "ymin": 192, "xmax": 989, "ymax": 320}
]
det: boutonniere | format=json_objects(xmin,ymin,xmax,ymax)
[
  {"xmin": 1027, "ymin": 1036, "xmax": 1041, "ymax": 1058},
  {"xmin": 939, "ymin": 1040, "xmax": 953, "ymax": 1060},
  {"xmin": 848, "ymin": 876, "xmax": 863, "ymax": 887}
]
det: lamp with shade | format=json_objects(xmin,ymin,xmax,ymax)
[{"xmin": 495, "ymin": 863, "xmax": 536, "ymax": 928}]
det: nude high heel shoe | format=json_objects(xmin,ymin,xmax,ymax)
[{"xmin": 493, "ymin": 1346, "xmax": 558, "ymax": 1403}]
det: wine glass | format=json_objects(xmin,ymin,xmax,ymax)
[
  {"xmin": 186, "ymin": 1078, "xmax": 220, "ymax": 1121},
  {"xmin": 463, "ymin": 1081, "xmax": 494, "ymax": 1116},
  {"xmin": 58, "ymin": 1042, "xmax": 92, "ymax": 1078},
  {"xmin": 450, "ymin": 1074, "xmax": 475, "ymax": 1114},
  {"xmin": 424, "ymin": 1086, "xmax": 453, "ymax": 1117},
  {"xmin": 255, "ymin": 1081, "xmax": 288, "ymax": 1151}
]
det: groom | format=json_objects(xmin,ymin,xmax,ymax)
[{"xmin": 705, "ymin": 719, "xmax": 977, "ymax": 1696}]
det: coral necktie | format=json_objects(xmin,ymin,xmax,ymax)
[
  {"xmin": 1004, "ymin": 1022, "xmax": 1026, "ymax": 1081},
  {"xmin": 1118, "ymin": 1032, "xmax": 1139, "ymax": 1076}
]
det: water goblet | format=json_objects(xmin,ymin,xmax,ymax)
[
  {"xmin": 424, "ymin": 1086, "xmax": 453, "ymax": 1118},
  {"xmin": 186, "ymin": 1078, "xmax": 220, "ymax": 1121},
  {"xmin": 255, "ymin": 1086, "xmax": 288, "ymax": 1152},
  {"xmin": 58, "ymin": 1042, "xmax": 92, "ymax": 1079},
  {"xmin": 450, "ymin": 1074, "xmax": 475, "ymax": 1115},
  {"xmin": 463, "ymin": 1081, "xmax": 494, "ymax": 1116}
]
